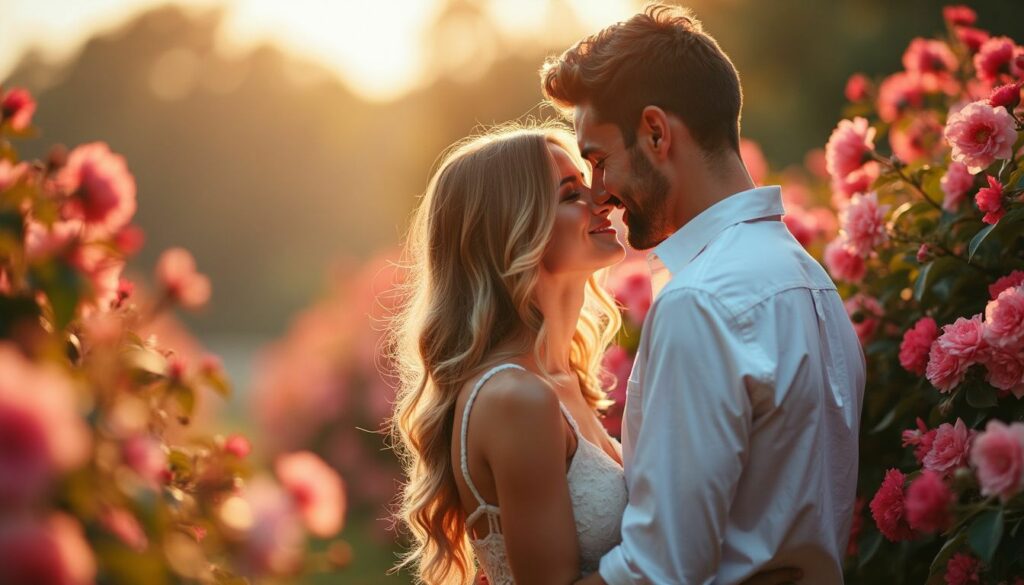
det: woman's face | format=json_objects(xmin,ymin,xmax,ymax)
[{"xmin": 541, "ymin": 142, "xmax": 625, "ymax": 275}]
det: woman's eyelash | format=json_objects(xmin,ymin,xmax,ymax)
[{"xmin": 562, "ymin": 191, "xmax": 581, "ymax": 202}]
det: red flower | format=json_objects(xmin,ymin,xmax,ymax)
[
  {"xmin": 989, "ymin": 82, "xmax": 1023, "ymax": 111},
  {"xmin": 225, "ymin": 434, "xmax": 252, "ymax": 459},
  {"xmin": 0, "ymin": 514, "xmax": 95, "ymax": 585},
  {"xmin": 877, "ymin": 72, "xmax": 926, "ymax": 123},
  {"xmin": 974, "ymin": 36, "xmax": 1019, "ymax": 82},
  {"xmin": 1, "ymin": 87, "xmax": 36, "ymax": 131},
  {"xmin": 845, "ymin": 73, "xmax": 872, "ymax": 102},
  {"xmin": 905, "ymin": 471, "xmax": 954, "ymax": 534},
  {"xmin": 869, "ymin": 468, "xmax": 915, "ymax": 541},
  {"xmin": 975, "ymin": 175, "xmax": 1005, "ymax": 225},
  {"xmin": 156, "ymin": 247, "xmax": 211, "ymax": 309},
  {"xmin": 956, "ymin": 27, "xmax": 990, "ymax": 53},
  {"xmin": 899, "ymin": 317, "xmax": 939, "ymax": 376},
  {"xmin": 945, "ymin": 553, "xmax": 981, "ymax": 585},
  {"xmin": 989, "ymin": 271, "xmax": 1024, "ymax": 300},
  {"xmin": 902, "ymin": 418, "xmax": 937, "ymax": 464},
  {"xmin": 943, "ymin": 5, "xmax": 976, "ymax": 27},
  {"xmin": 57, "ymin": 142, "xmax": 137, "ymax": 237}
]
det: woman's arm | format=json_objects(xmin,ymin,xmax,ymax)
[{"xmin": 476, "ymin": 372, "xmax": 580, "ymax": 584}]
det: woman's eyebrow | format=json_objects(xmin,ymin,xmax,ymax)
[{"xmin": 559, "ymin": 175, "xmax": 577, "ymax": 186}]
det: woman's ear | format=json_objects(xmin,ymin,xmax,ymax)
[{"xmin": 640, "ymin": 105, "xmax": 671, "ymax": 161}]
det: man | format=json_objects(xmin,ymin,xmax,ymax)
[{"xmin": 541, "ymin": 4, "xmax": 865, "ymax": 584}]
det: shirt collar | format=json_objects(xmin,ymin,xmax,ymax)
[{"xmin": 648, "ymin": 185, "xmax": 785, "ymax": 276}]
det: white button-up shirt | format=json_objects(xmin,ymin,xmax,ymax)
[{"xmin": 599, "ymin": 186, "xmax": 865, "ymax": 585}]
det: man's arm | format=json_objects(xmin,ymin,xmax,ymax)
[{"xmin": 598, "ymin": 288, "xmax": 764, "ymax": 584}]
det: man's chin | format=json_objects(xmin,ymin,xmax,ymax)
[{"xmin": 625, "ymin": 221, "xmax": 660, "ymax": 251}]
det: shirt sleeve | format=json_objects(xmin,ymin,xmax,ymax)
[{"xmin": 599, "ymin": 287, "xmax": 766, "ymax": 584}]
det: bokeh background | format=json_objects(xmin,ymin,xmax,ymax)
[{"xmin": 4, "ymin": 0, "xmax": 1024, "ymax": 581}]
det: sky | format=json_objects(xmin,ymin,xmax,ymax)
[{"xmin": 0, "ymin": 0, "xmax": 635, "ymax": 101}]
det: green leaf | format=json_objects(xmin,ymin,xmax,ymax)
[
  {"xmin": 968, "ymin": 224, "xmax": 997, "ymax": 262},
  {"xmin": 968, "ymin": 508, "xmax": 1004, "ymax": 564},
  {"xmin": 857, "ymin": 530, "xmax": 883, "ymax": 569},
  {"xmin": 965, "ymin": 384, "xmax": 998, "ymax": 409},
  {"xmin": 913, "ymin": 262, "xmax": 933, "ymax": 303},
  {"xmin": 929, "ymin": 529, "xmax": 968, "ymax": 583},
  {"xmin": 170, "ymin": 383, "xmax": 196, "ymax": 418}
]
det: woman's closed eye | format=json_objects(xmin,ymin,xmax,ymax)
[{"xmin": 561, "ymin": 190, "xmax": 581, "ymax": 202}]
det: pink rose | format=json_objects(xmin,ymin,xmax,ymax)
[
  {"xmin": 156, "ymin": 247, "xmax": 212, "ymax": 309},
  {"xmin": 990, "ymin": 271, "xmax": 1024, "ymax": 300},
  {"xmin": 902, "ymin": 418, "xmax": 937, "ymax": 464},
  {"xmin": 989, "ymin": 81, "xmax": 1023, "ymax": 111},
  {"xmin": 901, "ymin": 38, "xmax": 958, "ymax": 94},
  {"xmin": 607, "ymin": 258, "xmax": 652, "ymax": 327},
  {"xmin": 975, "ymin": 175, "xmax": 1005, "ymax": 225},
  {"xmin": 0, "ymin": 514, "xmax": 96, "ymax": 585},
  {"xmin": 740, "ymin": 138, "xmax": 768, "ymax": 186},
  {"xmin": 926, "ymin": 316, "xmax": 986, "ymax": 392},
  {"xmin": 970, "ymin": 419, "xmax": 1024, "ymax": 502},
  {"xmin": 974, "ymin": 36, "xmax": 1018, "ymax": 82},
  {"xmin": 957, "ymin": 28, "xmax": 990, "ymax": 54},
  {"xmin": 878, "ymin": 72, "xmax": 926, "ymax": 123},
  {"xmin": 943, "ymin": 5, "xmax": 976, "ymax": 27},
  {"xmin": 889, "ymin": 111, "xmax": 947, "ymax": 164},
  {"xmin": 275, "ymin": 451, "xmax": 346, "ymax": 538},
  {"xmin": 0, "ymin": 344, "xmax": 90, "ymax": 508},
  {"xmin": 826, "ymin": 117, "xmax": 877, "ymax": 187},
  {"xmin": 845, "ymin": 73, "xmax": 872, "ymax": 102},
  {"xmin": 869, "ymin": 468, "xmax": 915, "ymax": 542},
  {"xmin": 840, "ymin": 192, "xmax": 889, "ymax": 257},
  {"xmin": 832, "ymin": 163, "xmax": 880, "ymax": 198},
  {"xmin": 824, "ymin": 237, "xmax": 866, "ymax": 283},
  {"xmin": 57, "ymin": 142, "xmax": 137, "ymax": 237},
  {"xmin": 980, "ymin": 346, "xmax": 1024, "ymax": 396},
  {"xmin": 940, "ymin": 161, "xmax": 974, "ymax": 212},
  {"xmin": 1, "ymin": 87, "xmax": 36, "ymax": 131},
  {"xmin": 984, "ymin": 285, "xmax": 1024, "ymax": 349},
  {"xmin": 923, "ymin": 418, "xmax": 975, "ymax": 476},
  {"xmin": 945, "ymin": 553, "xmax": 981, "ymax": 585},
  {"xmin": 905, "ymin": 470, "xmax": 953, "ymax": 534},
  {"xmin": 944, "ymin": 100, "xmax": 1018, "ymax": 174},
  {"xmin": 899, "ymin": 317, "xmax": 939, "ymax": 376},
  {"xmin": 782, "ymin": 206, "xmax": 816, "ymax": 247},
  {"xmin": 845, "ymin": 294, "xmax": 882, "ymax": 344}
]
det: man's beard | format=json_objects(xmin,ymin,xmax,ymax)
[{"xmin": 622, "ymin": 145, "xmax": 671, "ymax": 251}]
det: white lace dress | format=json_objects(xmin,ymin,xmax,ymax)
[{"xmin": 459, "ymin": 364, "xmax": 628, "ymax": 583}]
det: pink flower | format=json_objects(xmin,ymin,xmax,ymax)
[
  {"xmin": 943, "ymin": 5, "xmax": 976, "ymax": 27},
  {"xmin": 869, "ymin": 468, "xmax": 915, "ymax": 542},
  {"xmin": 901, "ymin": 38, "xmax": 959, "ymax": 93},
  {"xmin": 275, "ymin": 451, "xmax": 346, "ymax": 538},
  {"xmin": 926, "ymin": 315, "xmax": 986, "ymax": 392},
  {"xmin": 845, "ymin": 294, "xmax": 882, "ymax": 344},
  {"xmin": 974, "ymin": 36, "xmax": 1019, "ymax": 82},
  {"xmin": 225, "ymin": 434, "xmax": 252, "ymax": 458},
  {"xmin": 989, "ymin": 271, "xmax": 1024, "ymax": 299},
  {"xmin": 832, "ymin": 163, "xmax": 880, "ymax": 199},
  {"xmin": 970, "ymin": 419, "xmax": 1024, "ymax": 501},
  {"xmin": 902, "ymin": 418, "xmax": 937, "ymax": 464},
  {"xmin": 121, "ymin": 434, "xmax": 168, "ymax": 488},
  {"xmin": 905, "ymin": 471, "xmax": 954, "ymax": 534},
  {"xmin": 740, "ymin": 138, "xmax": 768, "ymax": 186},
  {"xmin": 975, "ymin": 175, "xmax": 1005, "ymax": 225},
  {"xmin": 940, "ymin": 161, "xmax": 974, "ymax": 212},
  {"xmin": 57, "ymin": 142, "xmax": 137, "ymax": 237},
  {"xmin": 878, "ymin": 72, "xmax": 926, "ymax": 123},
  {"xmin": 957, "ymin": 27, "xmax": 990, "ymax": 54},
  {"xmin": 845, "ymin": 73, "xmax": 872, "ymax": 102},
  {"xmin": 99, "ymin": 507, "xmax": 148, "ymax": 552},
  {"xmin": 985, "ymin": 285, "xmax": 1024, "ymax": 349},
  {"xmin": 824, "ymin": 237, "xmax": 866, "ymax": 283},
  {"xmin": 782, "ymin": 205, "xmax": 817, "ymax": 247},
  {"xmin": 0, "ymin": 159, "xmax": 28, "ymax": 192},
  {"xmin": 944, "ymin": 100, "xmax": 1018, "ymax": 174},
  {"xmin": 0, "ymin": 514, "xmax": 96, "ymax": 585},
  {"xmin": 69, "ymin": 242, "xmax": 125, "ymax": 313},
  {"xmin": 923, "ymin": 418, "xmax": 975, "ymax": 476},
  {"xmin": 113, "ymin": 225, "xmax": 145, "ymax": 256},
  {"xmin": 889, "ymin": 111, "xmax": 947, "ymax": 164},
  {"xmin": 1, "ymin": 87, "xmax": 36, "ymax": 131},
  {"xmin": 601, "ymin": 345, "xmax": 632, "ymax": 438},
  {"xmin": 989, "ymin": 81, "xmax": 1023, "ymax": 111},
  {"xmin": 607, "ymin": 258, "xmax": 652, "ymax": 327},
  {"xmin": 0, "ymin": 344, "xmax": 90, "ymax": 508},
  {"xmin": 980, "ymin": 346, "xmax": 1024, "ymax": 396},
  {"xmin": 826, "ymin": 117, "xmax": 876, "ymax": 186},
  {"xmin": 156, "ymin": 247, "xmax": 212, "ymax": 309},
  {"xmin": 945, "ymin": 553, "xmax": 981, "ymax": 585},
  {"xmin": 840, "ymin": 192, "xmax": 889, "ymax": 257},
  {"xmin": 899, "ymin": 317, "xmax": 939, "ymax": 375},
  {"xmin": 225, "ymin": 477, "xmax": 305, "ymax": 576}
]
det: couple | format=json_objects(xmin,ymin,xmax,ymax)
[{"xmin": 391, "ymin": 5, "xmax": 865, "ymax": 584}]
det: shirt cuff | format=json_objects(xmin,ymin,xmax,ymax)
[{"xmin": 598, "ymin": 545, "xmax": 637, "ymax": 585}]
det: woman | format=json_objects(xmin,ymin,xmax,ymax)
[{"xmin": 389, "ymin": 124, "xmax": 801, "ymax": 585}]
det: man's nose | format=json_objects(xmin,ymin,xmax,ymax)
[{"xmin": 591, "ymin": 171, "xmax": 611, "ymax": 205}]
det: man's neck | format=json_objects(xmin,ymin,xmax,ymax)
[{"xmin": 668, "ymin": 154, "xmax": 755, "ymax": 234}]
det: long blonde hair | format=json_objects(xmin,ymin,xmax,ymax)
[{"xmin": 388, "ymin": 122, "xmax": 622, "ymax": 584}]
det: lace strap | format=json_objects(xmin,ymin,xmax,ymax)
[
  {"xmin": 460, "ymin": 363, "xmax": 527, "ymax": 509},
  {"xmin": 557, "ymin": 401, "xmax": 582, "ymax": 438}
]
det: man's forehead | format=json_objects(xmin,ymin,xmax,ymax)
[{"xmin": 573, "ymin": 105, "xmax": 616, "ymax": 155}]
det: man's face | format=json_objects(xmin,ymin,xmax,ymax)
[{"xmin": 574, "ymin": 104, "xmax": 672, "ymax": 251}]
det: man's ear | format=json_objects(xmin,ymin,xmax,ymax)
[{"xmin": 640, "ymin": 106, "xmax": 671, "ymax": 162}]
